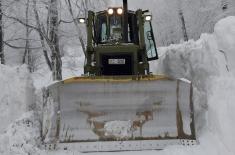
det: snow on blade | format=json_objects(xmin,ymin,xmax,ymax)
[{"xmin": 104, "ymin": 121, "xmax": 132, "ymax": 138}]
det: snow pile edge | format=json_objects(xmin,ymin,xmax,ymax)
[{"xmin": 151, "ymin": 16, "xmax": 235, "ymax": 154}]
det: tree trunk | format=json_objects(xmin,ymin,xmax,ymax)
[
  {"xmin": 23, "ymin": 0, "xmax": 33, "ymax": 72},
  {"xmin": 33, "ymin": 0, "xmax": 53, "ymax": 71},
  {"xmin": 0, "ymin": 0, "xmax": 5, "ymax": 64},
  {"xmin": 49, "ymin": 0, "xmax": 62, "ymax": 80},
  {"xmin": 179, "ymin": 10, "xmax": 188, "ymax": 41},
  {"xmin": 39, "ymin": 33, "xmax": 53, "ymax": 71},
  {"xmin": 178, "ymin": 0, "xmax": 188, "ymax": 42}
]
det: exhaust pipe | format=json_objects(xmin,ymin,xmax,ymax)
[{"xmin": 123, "ymin": 0, "xmax": 128, "ymax": 42}]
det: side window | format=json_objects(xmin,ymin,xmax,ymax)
[
  {"xmin": 101, "ymin": 23, "xmax": 107, "ymax": 43},
  {"xmin": 144, "ymin": 21, "xmax": 158, "ymax": 61},
  {"xmin": 97, "ymin": 14, "xmax": 107, "ymax": 44}
]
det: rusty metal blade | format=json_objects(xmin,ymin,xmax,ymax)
[{"xmin": 42, "ymin": 76, "xmax": 196, "ymax": 151}]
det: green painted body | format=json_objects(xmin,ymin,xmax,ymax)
[{"xmin": 84, "ymin": 9, "xmax": 158, "ymax": 76}]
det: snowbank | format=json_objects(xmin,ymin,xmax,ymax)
[
  {"xmin": 150, "ymin": 16, "xmax": 235, "ymax": 154},
  {"xmin": 214, "ymin": 16, "xmax": 235, "ymax": 75},
  {"xmin": 0, "ymin": 65, "xmax": 34, "ymax": 134},
  {"xmin": 207, "ymin": 77, "xmax": 235, "ymax": 153}
]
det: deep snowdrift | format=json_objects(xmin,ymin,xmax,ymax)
[
  {"xmin": 150, "ymin": 16, "xmax": 235, "ymax": 154},
  {"xmin": 0, "ymin": 65, "xmax": 34, "ymax": 134},
  {"xmin": 0, "ymin": 16, "xmax": 235, "ymax": 155},
  {"xmin": 0, "ymin": 65, "xmax": 37, "ymax": 155}
]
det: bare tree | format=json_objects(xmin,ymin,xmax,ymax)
[
  {"xmin": 0, "ymin": 0, "xmax": 4, "ymax": 64},
  {"xmin": 32, "ymin": 0, "xmax": 52, "ymax": 71},
  {"xmin": 48, "ymin": 0, "xmax": 62, "ymax": 80},
  {"xmin": 1, "ymin": 0, "xmax": 63, "ymax": 80},
  {"xmin": 65, "ymin": 0, "xmax": 86, "ymax": 56},
  {"xmin": 34, "ymin": 0, "xmax": 62, "ymax": 80},
  {"xmin": 32, "ymin": 0, "xmax": 62, "ymax": 80}
]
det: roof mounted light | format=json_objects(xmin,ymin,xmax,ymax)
[
  {"xmin": 117, "ymin": 8, "xmax": 123, "ymax": 15},
  {"xmin": 108, "ymin": 8, "xmax": 114, "ymax": 15},
  {"xmin": 78, "ymin": 18, "xmax": 86, "ymax": 24},
  {"xmin": 145, "ymin": 15, "xmax": 152, "ymax": 21}
]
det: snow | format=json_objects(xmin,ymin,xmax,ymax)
[
  {"xmin": 214, "ymin": 16, "xmax": 235, "ymax": 75},
  {"xmin": 31, "ymin": 45, "xmax": 84, "ymax": 89},
  {"xmin": 207, "ymin": 77, "xmax": 235, "ymax": 153},
  {"xmin": 0, "ymin": 65, "xmax": 34, "ymax": 134},
  {"xmin": 0, "ymin": 16, "xmax": 235, "ymax": 155},
  {"xmin": 150, "ymin": 16, "xmax": 235, "ymax": 154},
  {"xmin": 104, "ymin": 121, "xmax": 132, "ymax": 138},
  {"xmin": 61, "ymin": 45, "xmax": 85, "ymax": 80},
  {"xmin": 0, "ymin": 112, "xmax": 41, "ymax": 155}
]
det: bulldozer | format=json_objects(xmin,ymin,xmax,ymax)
[{"xmin": 42, "ymin": 0, "xmax": 197, "ymax": 152}]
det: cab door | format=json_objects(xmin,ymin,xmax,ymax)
[{"xmin": 144, "ymin": 21, "xmax": 158, "ymax": 61}]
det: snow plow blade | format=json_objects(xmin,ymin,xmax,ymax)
[{"xmin": 42, "ymin": 75, "xmax": 197, "ymax": 152}]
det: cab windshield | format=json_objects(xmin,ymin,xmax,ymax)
[{"xmin": 96, "ymin": 12, "xmax": 138, "ymax": 44}]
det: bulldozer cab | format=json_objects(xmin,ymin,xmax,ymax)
[
  {"xmin": 95, "ymin": 10, "xmax": 158, "ymax": 58},
  {"xmin": 84, "ymin": 7, "xmax": 159, "ymax": 76}
]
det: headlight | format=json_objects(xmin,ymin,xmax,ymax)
[
  {"xmin": 145, "ymin": 15, "xmax": 152, "ymax": 21},
  {"xmin": 108, "ymin": 8, "xmax": 114, "ymax": 15},
  {"xmin": 117, "ymin": 8, "xmax": 123, "ymax": 15},
  {"xmin": 78, "ymin": 18, "xmax": 86, "ymax": 23}
]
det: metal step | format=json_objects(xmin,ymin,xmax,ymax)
[{"xmin": 44, "ymin": 139, "xmax": 198, "ymax": 152}]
